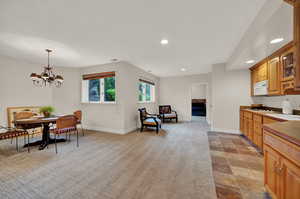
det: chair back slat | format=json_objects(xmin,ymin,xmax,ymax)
[
  {"xmin": 14, "ymin": 112, "xmax": 35, "ymax": 120},
  {"xmin": 56, "ymin": 115, "xmax": 77, "ymax": 129},
  {"xmin": 138, "ymin": 108, "xmax": 147, "ymax": 122},
  {"xmin": 159, "ymin": 105, "xmax": 171, "ymax": 114},
  {"xmin": 74, "ymin": 110, "xmax": 82, "ymax": 122}
]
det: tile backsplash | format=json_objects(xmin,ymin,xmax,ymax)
[{"xmin": 252, "ymin": 95, "xmax": 300, "ymax": 110}]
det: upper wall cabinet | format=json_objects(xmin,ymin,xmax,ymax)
[
  {"xmin": 268, "ymin": 57, "xmax": 281, "ymax": 95},
  {"xmin": 250, "ymin": 42, "xmax": 300, "ymax": 96},
  {"xmin": 294, "ymin": 1, "xmax": 300, "ymax": 90}
]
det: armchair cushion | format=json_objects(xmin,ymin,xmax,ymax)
[
  {"xmin": 144, "ymin": 118, "xmax": 161, "ymax": 125},
  {"xmin": 163, "ymin": 113, "xmax": 177, "ymax": 118}
]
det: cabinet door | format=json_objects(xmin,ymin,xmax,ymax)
[
  {"xmin": 268, "ymin": 57, "xmax": 281, "ymax": 95},
  {"xmin": 294, "ymin": 1, "xmax": 300, "ymax": 91},
  {"xmin": 251, "ymin": 69, "xmax": 258, "ymax": 96},
  {"xmin": 259, "ymin": 62, "xmax": 268, "ymax": 81},
  {"xmin": 280, "ymin": 158, "xmax": 300, "ymax": 199},
  {"xmin": 243, "ymin": 117, "xmax": 248, "ymax": 137},
  {"xmin": 240, "ymin": 111, "xmax": 244, "ymax": 133},
  {"xmin": 248, "ymin": 119, "xmax": 253, "ymax": 141},
  {"xmin": 281, "ymin": 47, "xmax": 295, "ymax": 82},
  {"xmin": 264, "ymin": 145, "xmax": 281, "ymax": 199}
]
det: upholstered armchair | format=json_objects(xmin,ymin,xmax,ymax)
[
  {"xmin": 159, "ymin": 105, "xmax": 178, "ymax": 123},
  {"xmin": 138, "ymin": 108, "xmax": 161, "ymax": 134}
]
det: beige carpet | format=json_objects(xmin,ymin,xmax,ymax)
[{"xmin": 0, "ymin": 121, "xmax": 217, "ymax": 199}]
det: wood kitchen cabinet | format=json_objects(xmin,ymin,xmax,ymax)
[
  {"xmin": 281, "ymin": 158, "xmax": 300, "ymax": 199},
  {"xmin": 293, "ymin": 1, "xmax": 300, "ymax": 90},
  {"xmin": 268, "ymin": 57, "xmax": 281, "ymax": 95},
  {"xmin": 243, "ymin": 111, "xmax": 253, "ymax": 140},
  {"xmin": 264, "ymin": 127, "xmax": 300, "ymax": 199},
  {"xmin": 249, "ymin": 41, "xmax": 300, "ymax": 96},
  {"xmin": 264, "ymin": 144, "xmax": 281, "ymax": 199},
  {"xmin": 250, "ymin": 61, "xmax": 268, "ymax": 96},
  {"xmin": 253, "ymin": 114, "xmax": 263, "ymax": 149},
  {"xmin": 240, "ymin": 110, "xmax": 244, "ymax": 133}
]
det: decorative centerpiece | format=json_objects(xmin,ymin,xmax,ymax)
[{"xmin": 39, "ymin": 106, "xmax": 55, "ymax": 118}]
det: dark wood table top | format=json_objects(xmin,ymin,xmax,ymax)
[
  {"xmin": 263, "ymin": 121, "xmax": 300, "ymax": 147},
  {"xmin": 14, "ymin": 116, "xmax": 59, "ymax": 125}
]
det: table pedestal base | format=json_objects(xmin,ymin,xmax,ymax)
[{"xmin": 24, "ymin": 138, "xmax": 67, "ymax": 150}]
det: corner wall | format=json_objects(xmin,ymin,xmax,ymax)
[
  {"xmin": 53, "ymin": 61, "xmax": 159, "ymax": 134},
  {"xmin": 211, "ymin": 64, "xmax": 253, "ymax": 134}
]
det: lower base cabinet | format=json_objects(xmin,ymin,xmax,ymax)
[
  {"xmin": 264, "ymin": 131, "xmax": 300, "ymax": 199},
  {"xmin": 264, "ymin": 145, "xmax": 281, "ymax": 199},
  {"xmin": 281, "ymin": 158, "xmax": 300, "ymax": 199}
]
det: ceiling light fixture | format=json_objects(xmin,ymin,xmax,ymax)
[
  {"xmin": 181, "ymin": 68, "xmax": 186, "ymax": 72},
  {"xmin": 270, "ymin": 38, "xmax": 284, "ymax": 44},
  {"xmin": 246, "ymin": 60, "xmax": 255, "ymax": 64},
  {"xmin": 160, "ymin": 39, "xmax": 168, "ymax": 45},
  {"xmin": 110, "ymin": 58, "xmax": 119, "ymax": 62},
  {"xmin": 30, "ymin": 49, "xmax": 63, "ymax": 87}
]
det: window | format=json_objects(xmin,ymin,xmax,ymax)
[
  {"xmin": 138, "ymin": 79, "xmax": 155, "ymax": 103},
  {"xmin": 82, "ymin": 72, "xmax": 116, "ymax": 103}
]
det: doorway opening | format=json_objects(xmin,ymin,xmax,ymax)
[{"xmin": 191, "ymin": 83, "xmax": 207, "ymax": 121}]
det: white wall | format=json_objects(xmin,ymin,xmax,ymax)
[
  {"xmin": 52, "ymin": 67, "xmax": 81, "ymax": 115},
  {"xmin": 159, "ymin": 74, "xmax": 211, "ymax": 123},
  {"xmin": 191, "ymin": 84, "xmax": 206, "ymax": 99},
  {"xmin": 211, "ymin": 64, "xmax": 253, "ymax": 134},
  {"xmin": 0, "ymin": 55, "xmax": 53, "ymax": 126}
]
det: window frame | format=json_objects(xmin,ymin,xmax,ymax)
[
  {"xmin": 138, "ymin": 81, "xmax": 155, "ymax": 103},
  {"xmin": 81, "ymin": 76, "xmax": 116, "ymax": 104}
]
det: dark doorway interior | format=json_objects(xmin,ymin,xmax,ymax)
[{"xmin": 192, "ymin": 99, "xmax": 206, "ymax": 116}]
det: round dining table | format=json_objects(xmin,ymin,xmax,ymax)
[{"xmin": 14, "ymin": 116, "xmax": 66, "ymax": 150}]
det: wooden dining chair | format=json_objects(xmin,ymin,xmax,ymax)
[
  {"xmin": 0, "ymin": 126, "xmax": 30, "ymax": 152},
  {"xmin": 51, "ymin": 115, "xmax": 79, "ymax": 154},
  {"xmin": 13, "ymin": 111, "xmax": 41, "ymax": 143},
  {"xmin": 74, "ymin": 110, "xmax": 84, "ymax": 136}
]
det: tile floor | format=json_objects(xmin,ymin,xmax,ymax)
[{"xmin": 207, "ymin": 132, "xmax": 272, "ymax": 199}]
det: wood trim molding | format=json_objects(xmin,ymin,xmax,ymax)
[
  {"xmin": 82, "ymin": 71, "xmax": 115, "ymax": 80},
  {"xmin": 139, "ymin": 79, "xmax": 155, "ymax": 85}
]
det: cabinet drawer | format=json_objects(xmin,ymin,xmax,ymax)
[
  {"xmin": 244, "ymin": 111, "xmax": 253, "ymax": 119},
  {"xmin": 253, "ymin": 114, "xmax": 263, "ymax": 122},
  {"xmin": 264, "ymin": 130, "xmax": 300, "ymax": 167}
]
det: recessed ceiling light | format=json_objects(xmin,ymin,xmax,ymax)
[
  {"xmin": 160, "ymin": 39, "xmax": 168, "ymax": 45},
  {"xmin": 270, "ymin": 38, "xmax": 284, "ymax": 44},
  {"xmin": 110, "ymin": 58, "xmax": 119, "ymax": 62},
  {"xmin": 181, "ymin": 68, "xmax": 186, "ymax": 72},
  {"xmin": 246, "ymin": 60, "xmax": 255, "ymax": 64}
]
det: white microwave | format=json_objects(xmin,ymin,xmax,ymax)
[{"xmin": 254, "ymin": 80, "xmax": 268, "ymax": 96}]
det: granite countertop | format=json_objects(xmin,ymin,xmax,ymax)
[
  {"xmin": 263, "ymin": 121, "xmax": 300, "ymax": 147},
  {"xmin": 243, "ymin": 109, "xmax": 300, "ymax": 121}
]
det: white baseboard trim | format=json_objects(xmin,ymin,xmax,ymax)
[
  {"xmin": 84, "ymin": 125, "xmax": 138, "ymax": 135},
  {"xmin": 210, "ymin": 127, "xmax": 242, "ymax": 135}
]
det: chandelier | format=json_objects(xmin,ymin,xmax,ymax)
[{"xmin": 30, "ymin": 49, "xmax": 64, "ymax": 87}]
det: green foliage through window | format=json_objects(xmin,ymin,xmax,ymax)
[
  {"xmin": 138, "ymin": 81, "xmax": 154, "ymax": 102},
  {"xmin": 83, "ymin": 76, "xmax": 116, "ymax": 103}
]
